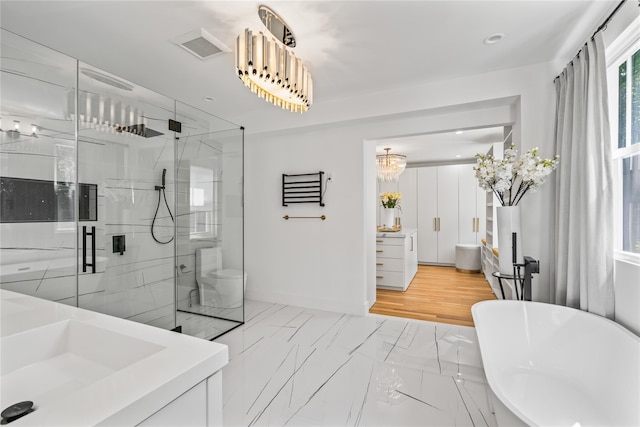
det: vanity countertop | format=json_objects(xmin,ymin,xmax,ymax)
[
  {"xmin": 0, "ymin": 289, "xmax": 228, "ymax": 426},
  {"xmin": 376, "ymin": 227, "xmax": 417, "ymax": 238}
]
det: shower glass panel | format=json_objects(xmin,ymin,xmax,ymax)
[
  {"xmin": 0, "ymin": 29, "xmax": 244, "ymax": 339},
  {"xmin": 0, "ymin": 29, "xmax": 79, "ymax": 306},
  {"xmin": 76, "ymin": 63, "xmax": 177, "ymax": 330},
  {"xmin": 175, "ymin": 102, "xmax": 244, "ymax": 339}
]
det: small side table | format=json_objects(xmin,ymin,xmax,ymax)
[{"xmin": 491, "ymin": 271, "xmax": 523, "ymax": 300}]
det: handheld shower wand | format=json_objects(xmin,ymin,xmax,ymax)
[
  {"xmin": 151, "ymin": 168, "xmax": 174, "ymax": 244},
  {"xmin": 155, "ymin": 168, "xmax": 167, "ymax": 190}
]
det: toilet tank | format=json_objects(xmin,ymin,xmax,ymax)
[{"xmin": 195, "ymin": 247, "xmax": 222, "ymax": 277}]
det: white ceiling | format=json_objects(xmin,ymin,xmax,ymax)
[
  {"xmin": 376, "ymin": 126, "xmax": 505, "ymax": 165},
  {"xmin": 0, "ymin": 0, "xmax": 618, "ymax": 161}
]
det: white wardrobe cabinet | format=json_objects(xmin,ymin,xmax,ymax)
[
  {"xmin": 417, "ymin": 165, "xmax": 459, "ymax": 264},
  {"xmin": 458, "ymin": 166, "xmax": 486, "ymax": 244},
  {"xmin": 401, "ymin": 164, "xmax": 486, "ymax": 266}
]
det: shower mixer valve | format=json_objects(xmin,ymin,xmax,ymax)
[{"xmin": 155, "ymin": 169, "xmax": 167, "ymax": 190}]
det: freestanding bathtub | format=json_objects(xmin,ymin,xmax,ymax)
[{"xmin": 472, "ymin": 300, "xmax": 640, "ymax": 427}]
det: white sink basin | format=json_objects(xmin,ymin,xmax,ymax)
[
  {"xmin": 0, "ymin": 289, "xmax": 228, "ymax": 426},
  {"xmin": 1, "ymin": 319, "xmax": 164, "ymax": 411},
  {"xmin": 1, "ymin": 293, "xmax": 94, "ymax": 337},
  {"xmin": 1, "ymin": 298, "xmax": 31, "ymax": 317}
]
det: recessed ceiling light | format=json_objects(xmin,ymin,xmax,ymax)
[
  {"xmin": 484, "ymin": 33, "xmax": 505, "ymax": 45},
  {"xmin": 203, "ymin": 96, "xmax": 215, "ymax": 102},
  {"xmin": 456, "ymin": 130, "xmax": 464, "ymax": 135},
  {"xmin": 455, "ymin": 154, "xmax": 462, "ymax": 158}
]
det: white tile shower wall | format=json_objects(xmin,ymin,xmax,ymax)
[
  {"xmin": 0, "ymin": 132, "xmax": 78, "ymax": 303},
  {"xmin": 87, "ymin": 135, "xmax": 175, "ymax": 329}
]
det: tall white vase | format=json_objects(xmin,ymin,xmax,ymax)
[
  {"xmin": 496, "ymin": 206, "xmax": 524, "ymax": 274},
  {"xmin": 382, "ymin": 208, "xmax": 395, "ymax": 228}
]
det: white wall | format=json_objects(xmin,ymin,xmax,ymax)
[
  {"xmin": 614, "ymin": 259, "xmax": 640, "ymax": 336},
  {"xmin": 244, "ymin": 129, "xmax": 369, "ymax": 315},
  {"xmin": 363, "ymin": 142, "xmax": 377, "ymax": 308},
  {"xmin": 245, "ymin": 61, "xmax": 558, "ymax": 314},
  {"xmin": 244, "ymin": 0, "xmax": 640, "ymax": 323}
]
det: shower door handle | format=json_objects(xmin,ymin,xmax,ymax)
[{"xmin": 83, "ymin": 226, "xmax": 96, "ymax": 274}]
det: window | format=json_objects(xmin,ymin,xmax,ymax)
[
  {"xmin": 189, "ymin": 165, "xmax": 217, "ymax": 238},
  {"xmin": 608, "ymin": 19, "xmax": 640, "ymax": 261}
]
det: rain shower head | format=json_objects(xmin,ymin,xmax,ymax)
[{"xmin": 115, "ymin": 124, "xmax": 163, "ymax": 138}]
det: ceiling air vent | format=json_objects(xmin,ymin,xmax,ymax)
[{"xmin": 172, "ymin": 29, "xmax": 230, "ymax": 60}]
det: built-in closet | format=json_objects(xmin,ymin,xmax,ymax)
[{"xmin": 399, "ymin": 164, "xmax": 485, "ymax": 265}]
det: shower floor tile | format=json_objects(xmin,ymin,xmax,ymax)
[{"xmin": 214, "ymin": 300, "xmax": 498, "ymax": 427}]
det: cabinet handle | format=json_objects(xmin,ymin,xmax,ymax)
[
  {"xmin": 433, "ymin": 217, "xmax": 437, "ymax": 231},
  {"xmin": 472, "ymin": 218, "xmax": 476, "ymax": 232},
  {"xmin": 376, "ymin": 275, "xmax": 383, "ymax": 279},
  {"xmin": 376, "ymin": 240, "xmax": 383, "ymax": 243},
  {"xmin": 476, "ymin": 218, "xmax": 480, "ymax": 232},
  {"xmin": 410, "ymin": 236, "xmax": 414, "ymax": 251},
  {"xmin": 376, "ymin": 250, "xmax": 383, "ymax": 253},
  {"xmin": 437, "ymin": 217, "xmax": 441, "ymax": 232},
  {"xmin": 376, "ymin": 262, "xmax": 383, "ymax": 266}
]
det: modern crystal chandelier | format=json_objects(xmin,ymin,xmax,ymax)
[
  {"xmin": 235, "ymin": 5, "xmax": 313, "ymax": 113},
  {"xmin": 377, "ymin": 148, "xmax": 407, "ymax": 182}
]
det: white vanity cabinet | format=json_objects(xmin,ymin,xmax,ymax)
[
  {"xmin": 376, "ymin": 229, "xmax": 418, "ymax": 291},
  {"xmin": 138, "ymin": 373, "xmax": 222, "ymax": 426},
  {"xmin": 0, "ymin": 290, "xmax": 228, "ymax": 427}
]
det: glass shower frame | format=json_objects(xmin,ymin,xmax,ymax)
[
  {"xmin": 174, "ymin": 102, "xmax": 245, "ymax": 339},
  {"xmin": 0, "ymin": 28, "xmax": 244, "ymax": 339}
]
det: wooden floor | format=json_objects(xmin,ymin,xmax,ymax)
[{"xmin": 369, "ymin": 265, "xmax": 496, "ymax": 327}]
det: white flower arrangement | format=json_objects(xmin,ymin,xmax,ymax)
[{"xmin": 474, "ymin": 144, "xmax": 559, "ymax": 206}]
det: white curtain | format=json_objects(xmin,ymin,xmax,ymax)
[{"xmin": 553, "ymin": 31, "xmax": 615, "ymax": 319}]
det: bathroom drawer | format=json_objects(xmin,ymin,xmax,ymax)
[
  {"xmin": 376, "ymin": 257, "xmax": 403, "ymax": 272},
  {"xmin": 375, "ymin": 245, "xmax": 404, "ymax": 259},
  {"xmin": 376, "ymin": 237, "xmax": 403, "ymax": 246},
  {"xmin": 375, "ymin": 271, "xmax": 404, "ymax": 288}
]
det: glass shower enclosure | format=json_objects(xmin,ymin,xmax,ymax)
[{"xmin": 0, "ymin": 29, "xmax": 244, "ymax": 340}]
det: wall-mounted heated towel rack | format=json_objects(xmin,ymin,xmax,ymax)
[{"xmin": 282, "ymin": 172, "xmax": 325, "ymax": 206}]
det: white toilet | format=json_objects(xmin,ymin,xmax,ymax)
[{"xmin": 195, "ymin": 247, "xmax": 246, "ymax": 309}]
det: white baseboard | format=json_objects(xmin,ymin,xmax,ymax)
[{"xmin": 245, "ymin": 289, "xmax": 369, "ymax": 316}]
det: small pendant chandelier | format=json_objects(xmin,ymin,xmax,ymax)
[{"xmin": 376, "ymin": 148, "xmax": 407, "ymax": 182}]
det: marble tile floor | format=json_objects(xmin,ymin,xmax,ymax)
[{"xmin": 214, "ymin": 300, "xmax": 497, "ymax": 427}]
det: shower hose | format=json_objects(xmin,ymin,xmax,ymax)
[{"xmin": 151, "ymin": 168, "xmax": 174, "ymax": 244}]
